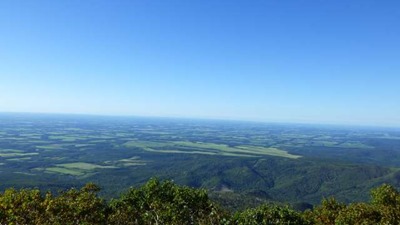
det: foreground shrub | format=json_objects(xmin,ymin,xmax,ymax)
[
  {"xmin": 42, "ymin": 183, "xmax": 106, "ymax": 225},
  {"xmin": 0, "ymin": 183, "xmax": 105, "ymax": 225},
  {"xmin": 0, "ymin": 188, "xmax": 44, "ymax": 224},
  {"xmin": 231, "ymin": 204, "xmax": 310, "ymax": 225},
  {"xmin": 0, "ymin": 180, "xmax": 400, "ymax": 225},
  {"xmin": 108, "ymin": 178, "xmax": 227, "ymax": 225},
  {"xmin": 308, "ymin": 197, "xmax": 346, "ymax": 225}
]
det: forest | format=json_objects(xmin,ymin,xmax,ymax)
[
  {"xmin": 1, "ymin": 113, "xmax": 400, "ymax": 212},
  {"xmin": 1, "ymin": 178, "xmax": 399, "ymax": 224}
]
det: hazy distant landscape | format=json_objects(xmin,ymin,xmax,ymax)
[
  {"xmin": 1, "ymin": 113, "xmax": 399, "ymax": 210},
  {"xmin": 1, "ymin": 0, "xmax": 399, "ymax": 223}
]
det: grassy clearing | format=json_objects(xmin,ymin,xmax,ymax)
[
  {"xmin": 144, "ymin": 148, "xmax": 217, "ymax": 155},
  {"xmin": 86, "ymin": 135, "xmax": 115, "ymax": 139},
  {"xmin": 236, "ymin": 146, "xmax": 301, "ymax": 159},
  {"xmin": 121, "ymin": 162, "xmax": 146, "ymax": 166},
  {"xmin": 0, "ymin": 152, "xmax": 38, "ymax": 157},
  {"xmin": 89, "ymin": 140, "xmax": 108, "ymax": 143},
  {"xmin": 36, "ymin": 144, "xmax": 65, "ymax": 150},
  {"xmin": 64, "ymin": 128, "xmax": 85, "ymax": 131},
  {"xmin": 19, "ymin": 133, "xmax": 41, "ymax": 138},
  {"xmin": 13, "ymin": 172, "xmax": 35, "ymax": 176},
  {"xmin": 219, "ymin": 152, "xmax": 258, "ymax": 157},
  {"xmin": 0, "ymin": 149, "xmax": 24, "ymax": 153},
  {"xmin": 119, "ymin": 160, "xmax": 146, "ymax": 166},
  {"xmin": 46, "ymin": 167, "xmax": 84, "ymax": 176},
  {"xmin": 124, "ymin": 141, "xmax": 165, "ymax": 148},
  {"xmin": 124, "ymin": 141, "xmax": 301, "ymax": 158},
  {"xmin": 61, "ymin": 137, "xmax": 78, "ymax": 142},
  {"xmin": 2, "ymin": 137, "xmax": 25, "ymax": 141},
  {"xmin": 338, "ymin": 142, "xmax": 374, "ymax": 149},
  {"xmin": 48, "ymin": 135, "xmax": 86, "ymax": 142},
  {"xmin": 118, "ymin": 157, "xmax": 146, "ymax": 163},
  {"xmin": 116, "ymin": 156, "xmax": 148, "ymax": 167},
  {"xmin": 310, "ymin": 141, "xmax": 338, "ymax": 147},
  {"xmin": 74, "ymin": 144, "xmax": 94, "ymax": 148},
  {"xmin": 173, "ymin": 141, "xmax": 232, "ymax": 151},
  {"xmin": 58, "ymin": 162, "xmax": 117, "ymax": 170},
  {"xmin": 45, "ymin": 156, "xmax": 66, "ymax": 161},
  {"xmin": 44, "ymin": 162, "xmax": 117, "ymax": 176},
  {"xmin": 104, "ymin": 156, "xmax": 148, "ymax": 168},
  {"xmin": 118, "ymin": 156, "xmax": 140, "ymax": 162},
  {"xmin": 114, "ymin": 133, "xmax": 134, "ymax": 137},
  {"xmin": 23, "ymin": 140, "xmax": 50, "ymax": 144},
  {"xmin": 6, "ymin": 157, "xmax": 32, "ymax": 161}
]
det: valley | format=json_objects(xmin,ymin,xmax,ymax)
[{"xmin": 1, "ymin": 113, "xmax": 400, "ymax": 210}]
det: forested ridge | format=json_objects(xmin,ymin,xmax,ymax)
[
  {"xmin": 1, "ymin": 112, "xmax": 400, "ymax": 225},
  {"xmin": 2, "ymin": 115, "xmax": 400, "ymax": 210},
  {"xmin": 1, "ymin": 178, "xmax": 399, "ymax": 225}
]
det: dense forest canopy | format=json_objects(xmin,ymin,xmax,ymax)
[
  {"xmin": 1, "ymin": 179, "xmax": 400, "ymax": 224},
  {"xmin": 1, "ymin": 114, "xmax": 400, "ymax": 211}
]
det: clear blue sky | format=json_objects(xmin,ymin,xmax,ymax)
[{"xmin": 0, "ymin": 0, "xmax": 399, "ymax": 126}]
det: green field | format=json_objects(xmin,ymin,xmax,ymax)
[
  {"xmin": 0, "ymin": 152, "xmax": 38, "ymax": 157},
  {"xmin": 45, "ymin": 167, "xmax": 85, "ymax": 176},
  {"xmin": 57, "ymin": 162, "xmax": 117, "ymax": 170},
  {"xmin": 43, "ymin": 162, "xmax": 117, "ymax": 176},
  {"xmin": 124, "ymin": 141, "xmax": 301, "ymax": 158},
  {"xmin": 36, "ymin": 144, "xmax": 65, "ymax": 150},
  {"xmin": 6, "ymin": 157, "xmax": 32, "ymax": 161},
  {"xmin": 116, "ymin": 156, "xmax": 148, "ymax": 167},
  {"xmin": 338, "ymin": 142, "xmax": 374, "ymax": 149}
]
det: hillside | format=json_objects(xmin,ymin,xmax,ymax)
[{"xmin": 1, "ymin": 114, "xmax": 400, "ymax": 209}]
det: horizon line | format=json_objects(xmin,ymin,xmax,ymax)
[{"xmin": 1, "ymin": 111, "xmax": 399, "ymax": 130}]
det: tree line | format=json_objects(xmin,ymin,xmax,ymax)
[{"xmin": 0, "ymin": 178, "xmax": 399, "ymax": 224}]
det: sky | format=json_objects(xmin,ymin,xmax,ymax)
[{"xmin": 0, "ymin": 0, "xmax": 399, "ymax": 127}]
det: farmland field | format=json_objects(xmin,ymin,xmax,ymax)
[{"xmin": 123, "ymin": 140, "xmax": 300, "ymax": 158}]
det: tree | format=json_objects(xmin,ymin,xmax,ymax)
[
  {"xmin": 108, "ymin": 178, "xmax": 227, "ymax": 224},
  {"xmin": 370, "ymin": 184, "xmax": 400, "ymax": 224},
  {"xmin": 42, "ymin": 183, "xmax": 106, "ymax": 225},
  {"xmin": 307, "ymin": 197, "xmax": 345, "ymax": 225},
  {"xmin": 335, "ymin": 203, "xmax": 381, "ymax": 225},
  {"xmin": 231, "ymin": 204, "xmax": 310, "ymax": 225},
  {"xmin": 0, "ymin": 188, "xmax": 44, "ymax": 224}
]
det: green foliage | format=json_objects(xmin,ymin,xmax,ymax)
[
  {"xmin": 371, "ymin": 183, "xmax": 399, "ymax": 206},
  {"xmin": 0, "ymin": 188, "xmax": 44, "ymax": 224},
  {"xmin": 0, "ymin": 180, "xmax": 400, "ymax": 224},
  {"xmin": 308, "ymin": 197, "xmax": 346, "ymax": 225},
  {"xmin": 2, "ymin": 116, "xmax": 400, "ymax": 208},
  {"xmin": 335, "ymin": 203, "xmax": 381, "ymax": 225},
  {"xmin": 0, "ymin": 183, "xmax": 105, "ymax": 225},
  {"xmin": 231, "ymin": 204, "xmax": 310, "ymax": 225},
  {"xmin": 307, "ymin": 184, "xmax": 400, "ymax": 225},
  {"xmin": 42, "ymin": 183, "xmax": 106, "ymax": 225},
  {"xmin": 370, "ymin": 184, "xmax": 400, "ymax": 224},
  {"xmin": 108, "ymin": 178, "xmax": 227, "ymax": 225}
]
